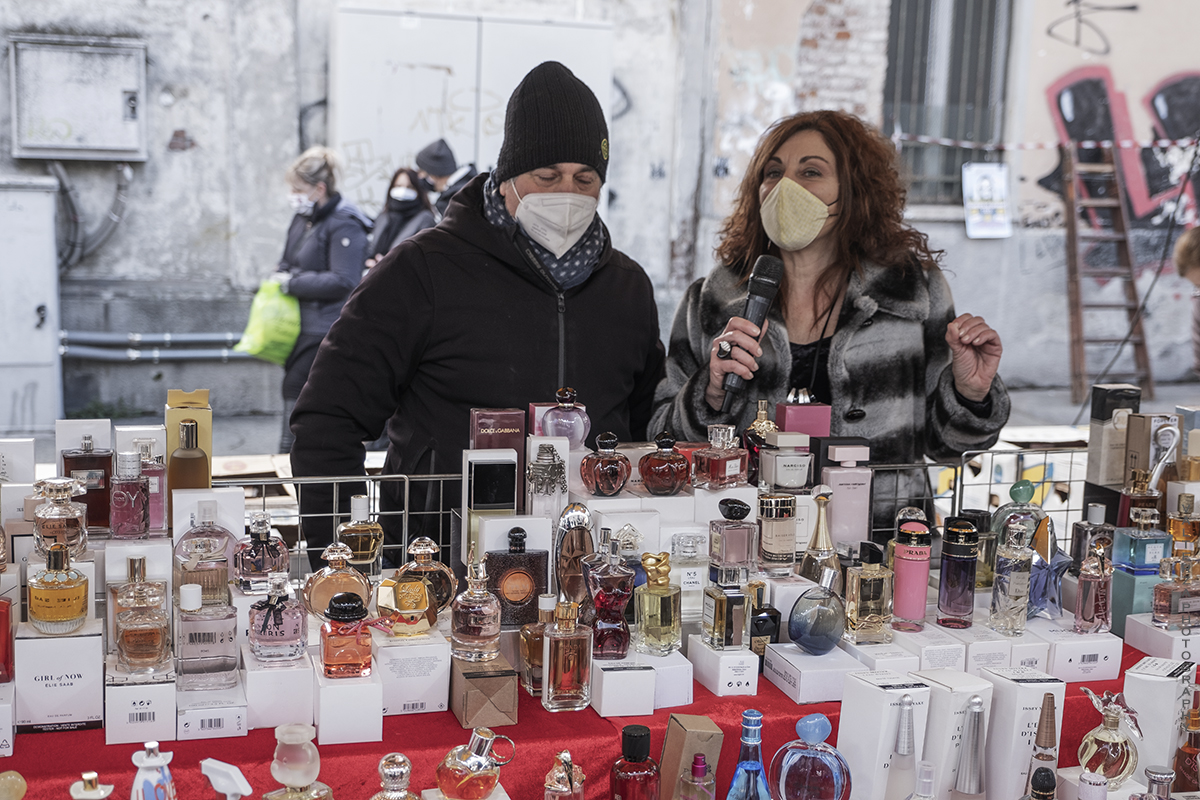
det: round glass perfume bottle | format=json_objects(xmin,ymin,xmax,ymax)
[
  {"xmin": 768, "ymin": 714, "xmax": 852, "ymax": 800},
  {"xmin": 435, "ymin": 727, "xmax": 515, "ymax": 800},
  {"xmin": 580, "ymin": 432, "xmax": 632, "ymax": 497},
  {"xmin": 638, "ymin": 432, "xmax": 690, "ymax": 497},
  {"xmin": 392, "ymin": 536, "xmax": 458, "ymax": 616},
  {"xmin": 302, "ymin": 542, "xmax": 372, "ymax": 622},
  {"xmin": 542, "ymin": 387, "xmax": 591, "ymax": 450},
  {"xmin": 370, "ymin": 753, "xmax": 418, "ymax": 800},
  {"xmin": 265, "ymin": 723, "xmax": 332, "ymax": 800},
  {"xmin": 788, "ymin": 567, "xmax": 846, "ymax": 655},
  {"xmin": 33, "ymin": 477, "xmax": 89, "ymax": 558},
  {"xmin": 1077, "ymin": 688, "xmax": 1142, "ymax": 789}
]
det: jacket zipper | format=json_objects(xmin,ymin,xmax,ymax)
[{"xmin": 514, "ymin": 235, "xmax": 567, "ymax": 387}]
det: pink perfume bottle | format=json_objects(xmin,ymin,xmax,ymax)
[
  {"xmin": 821, "ymin": 445, "xmax": 872, "ymax": 550},
  {"xmin": 110, "ymin": 451, "xmax": 150, "ymax": 540},
  {"xmin": 133, "ymin": 438, "xmax": 168, "ymax": 532},
  {"xmin": 891, "ymin": 519, "xmax": 932, "ymax": 631},
  {"xmin": 585, "ymin": 538, "xmax": 634, "ymax": 659},
  {"xmin": 542, "ymin": 387, "xmax": 591, "ymax": 450},
  {"xmin": 692, "ymin": 425, "xmax": 749, "ymax": 489},
  {"xmin": 580, "ymin": 432, "xmax": 631, "ymax": 497}
]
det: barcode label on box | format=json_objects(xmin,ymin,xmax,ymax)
[
  {"xmin": 1082, "ymin": 654, "xmax": 1098, "ymax": 664},
  {"xmin": 200, "ymin": 718, "xmax": 223, "ymax": 730},
  {"xmin": 402, "ymin": 702, "xmax": 426, "ymax": 712},
  {"xmin": 128, "ymin": 711, "xmax": 155, "ymax": 724},
  {"xmin": 189, "ymin": 632, "xmax": 216, "ymax": 645}
]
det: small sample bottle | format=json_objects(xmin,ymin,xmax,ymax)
[
  {"xmin": 937, "ymin": 517, "xmax": 979, "ymax": 629},
  {"xmin": 542, "ymin": 386, "xmax": 591, "ymax": 449},
  {"xmin": 846, "ymin": 541, "xmax": 893, "ymax": 644},
  {"xmin": 485, "ymin": 527, "xmax": 549, "ymax": 627},
  {"xmin": 1119, "ymin": 468, "xmax": 1161, "ymax": 528},
  {"xmin": 691, "ymin": 424, "xmax": 749, "ymax": 489},
  {"xmin": 990, "ymin": 520, "xmax": 1035, "ymax": 636},
  {"xmin": 747, "ymin": 579, "xmax": 781, "ymax": 671},
  {"xmin": 702, "ymin": 567, "xmax": 751, "ymax": 650},
  {"xmin": 33, "ymin": 476, "xmax": 88, "ymax": 557},
  {"xmin": 1075, "ymin": 542, "xmax": 1114, "ymax": 634},
  {"xmin": 726, "ymin": 709, "xmax": 772, "ymax": 800},
  {"xmin": 635, "ymin": 552, "xmax": 682, "ymax": 656},
  {"xmin": 28, "ymin": 543, "xmax": 88, "ymax": 635},
  {"xmin": 436, "ymin": 728, "xmax": 515, "ymax": 800},
  {"xmin": 671, "ymin": 532, "xmax": 709, "ymax": 618},
  {"xmin": 882, "ymin": 695, "xmax": 916, "ymax": 800},
  {"xmin": 1078, "ymin": 772, "xmax": 1108, "ymax": 800},
  {"xmin": 1170, "ymin": 494, "xmax": 1200, "ymax": 558},
  {"xmin": 173, "ymin": 500, "xmax": 239, "ymax": 604},
  {"xmin": 1077, "ymin": 686, "xmax": 1142, "ymax": 789},
  {"xmin": 321, "ymin": 592, "xmax": 372, "ymax": 678},
  {"xmin": 302, "ymin": 542, "xmax": 373, "ymax": 622},
  {"xmin": 1175, "ymin": 702, "xmax": 1200, "ymax": 792},
  {"xmin": 69, "ymin": 771, "xmax": 113, "ymax": 799},
  {"xmin": 1025, "ymin": 693, "xmax": 1059, "ymax": 794},
  {"xmin": 611, "ymin": 725, "xmax": 659, "ymax": 800},
  {"xmin": 526, "ymin": 443, "xmax": 569, "ymax": 520},
  {"xmin": 766, "ymin": 713, "xmax": 852, "ymax": 800},
  {"xmin": 115, "ymin": 562, "xmax": 171, "ymax": 674},
  {"xmin": 371, "ymin": 753, "xmax": 418, "ymax": 800},
  {"xmin": 1144, "ymin": 765, "xmax": 1176, "ymax": 799},
  {"xmin": 759, "ymin": 430, "xmax": 812, "ymax": 493},
  {"xmin": 906, "ymin": 762, "xmax": 937, "ymax": 800},
  {"xmin": 743, "ymin": 399, "xmax": 779, "ymax": 485},
  {"xmin": 796, "ymin": 487, "xmax": 842, "ymax": 594},
  {"xmin": 757, "ymin": 494, "xmax": 797, "ymax": 576},
  {"xmin": 520, "ymin": 594, "xmax": 557, "ymax": 696},
  {"xmin": 167, "ymin": 419, "xmax": 210, "ymax": 525},
  {"xmin": 821, "ymin": 445, "xmax": 872, "ymax": 549},
  {"xmin": 544, "ymin": 750, "xmax": 585, "ymax": 800},
  {"xmin": 175, "ymin": 583, "xmax": 238, "ymax": 690},
  {"xmin": 335, "ymin": 494, "xmax": 384, "ymax": 575},
  {"xmin": 1072, "ymin": 503, "xmax": 1114, "ymax": 575},
  {"xmin": 789, "ymin": 567, "xmax": 846, "ymax": 655},
  {"xmin": 891, "ymin": 519, "xmax": 932, "ymax": 632},
  {"xmin": 640, "ymin": 431, "xmax": 691, "ymax": 496},
  {"xmin": 677, "ymin": 753, "xmax": 715, "ymax": 800},
  {"xmin": 235, "ymin": 511, "xmax": 289, "ymax": 594},
  {"xmin": 450, "ymin": 553, "xmax": 501, "ymax": 662},
  {"xmin": 131, "ymin": 742, "xmax": 176, "ymax": 800},
  {"xmin": 542, "ymin": 601, "xmax": 593, "ymax": 712},
  {"xmin": 954, "ymin": 697, "xmax": 986, "ymax": 799},
  {"xmin": 709, "ymin": 498, "xmax": 756, "ymax": 582},
  {"xmin": 392, "ymin": 536, "xmax": 459, "ymax": 617},
  {"xmin": 586, "ymin": 537, "xmax": 634, "ymax": 659},
  {"xmin": 61, "ymin": 433, "xmax": 114, "ymax": 529},
  {"xmin": 264, "ymin": 723, "xmax": 332, "ymax": 800},
  {"xmin": 580, "ymin": 432, "xmax": 632, "ymax": 497},
  {"xmin": 133, "ymin": 437, "xmax": 167, "ymax": 532},
  {"xmin": 248, "ymin": 572, "xmax": 306, "ymax": 663},
  {"xmin": 1114, "ymin": 508, "xmax": 1172, "ymax": 574},
  {"xmin": 109, "ymin": 451, "xmax": 150, "ymax": 539}
]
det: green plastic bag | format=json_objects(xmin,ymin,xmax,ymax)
[{"xmin": 234, "ymin": 280, "xmax": 301, "ymax": 366}]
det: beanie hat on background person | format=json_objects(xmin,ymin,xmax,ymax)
[
  {"xmin": 416, "ymin": 139, "xmax": 457, "ymax": 177},
  {"xmin": 493, "ymin": 61, "xmax": 609, "ymax": 185}
]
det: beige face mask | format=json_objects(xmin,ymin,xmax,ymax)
[{"xmin": 760, "ymin": 176, "xmax": 834, "ymax": 252}]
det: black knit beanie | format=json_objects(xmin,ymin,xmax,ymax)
[
  {"xmin": 416, "ymin": 139, "xmax": 457, "ymax": 177},
  {"xmin": 493, "ymin": 61, "xmax": 609, "ymax": 184}
]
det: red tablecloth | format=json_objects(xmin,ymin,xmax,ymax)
[{"xmin": 6, "ymin": 645, "xmax": 1145, "ymax": 799}]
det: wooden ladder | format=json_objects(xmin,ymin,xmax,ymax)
[{"xmin": 1061, "ymin": 142, "xmax": 1155, "ymax": 404}]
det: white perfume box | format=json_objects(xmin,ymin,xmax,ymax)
[
  {"xmin": 912, "ymin": 668, "xmax": 993, "ymax": 798},
  {"xmin": 979, "ymin": 667, "xmax": 1066, "ymax": 800},
  {"xmin": 594, "ymin": 509, "xmax": 662, "ymax": 554},
  {"xmin": 766, "ymin": 575, "xmax": 818, "ymax": 643},
  {"xmin": 113, "ymin": 424, "xmax": 167, "ymax": 459},
  {"xmin": 1122, "ymin": 657, "xmax": 1197, "ymax": 770},
  {"xmin": 1057, "ymin": 766, "xmax": 1145, "ymax": 800},
  {"xmin": 1010, "ymin": 635, "xmax": 1051, "ymax": 672},
  {"xmin": 372, "ymin": 628, "xmax": 451, "ymax": 716},
  {"xmin": 591, "ymin": 657, "xmax": 656, "ymax": 717},
  {"xmin": 14, "ymin": 618, "xmax": 104, "ymax": 732},
  {"xmin": 0, "ymin": 439, "xmax": 35, "ymax": 485},
  {"xmin": 170, "ymin": 487, "xmax": 246, "ymax": 542},
  {"xmin": 55, "ymin": 419, "xmax": 113, "ymax": 471},
  {"xmin": 422, "ymin": 786, "xmax": 511, "ymax": 800},
  {"xmin": 176, "ymin": 679, "xmax": 248, "ymax": 740},
  {"xmin": 838, "ymin": 639, "xmax": 921, "ymax": 674},
  {"xmin": 836, "ymin": 670, "xmax": 930, "ymax": 800},
  {"xmin": 0, "ymin": 484, "xmax": 33, "ymax": 530},
  {"xmin": 1124, "ymin": 613, "xmax": 1200, "ymax": 660},
  {"xmin": 619, "ymin": 442, "xmax": 657, "ymax": 487},
  {"xmin": 686, "ymin": 634, "xmax": 758, "ymax": 696},
  {"xmin": 242, "ymin": 644, "xmax": 315, "ymax": 729},
  {"xmin": 892, "ymin": 626, "xmax": 967, "ymax": 671},
  {"xmin": 565, "ymin": 488, "xmax": 641, "ymax": 515},
  {"xmin": 313, "ymin": 661, "xmax": 384, "ymax": 744},
  {"xmin": 693, "ymin": 486, "xmax": 758, "ymax": 525},
  {"xmin": 634, "ymin": 485, "xmax": 696, "ymax": 524},
  {"xmin": 941, "ymin": 622, "xmax": 1012, "ymax": 676},
  {"xmin": 1024, "ymin": 617, "xmax": 1122, "ymax": 681},
  {"xmin": 104, "ymin": 656, "xmax": 176, "ymax": 745},
  {"xmin": 763, "ymin": 642, "xmax": 862, "ymax": 704},
  {"xmin": 11, "ymin": 535, "xmax": 35, "ymax": 586},
  {"xmin": 0, "ymin": 684, "xmax": 13, "ymax": 757},
  {"xmin": 639, "ymin": 649, "xmax": 693, "ymax": 708}
]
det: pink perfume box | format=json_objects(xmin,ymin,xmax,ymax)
[
  {"xmin": 775, "ymin": 403, "xmax": 832, "ymax": 438},
  {"xmin": 470, "ymin": 409, "xmax": 526, "ymax": 513}
]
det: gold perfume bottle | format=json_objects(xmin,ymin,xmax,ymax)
[
  {"xmin": 376, "ymin": 573, "xmax": 436, "ymax": 636},
  {"xmin": 28, "ymin": 543, "xmax": 89, "ymax": 635},
  {"xmin": 634, "ymin": 552, "xmax": 682, "ymax": 656},
  {"xmin": 336, "ymin": 494, "xmax": 384, "ymax": 574},
  {"xmin": 391, "ymin": 536, "xmax": 458, "ymax": 617},
  {"xmin": 302, "ymin": 542, "xmax": 372, "ymax": 622}
]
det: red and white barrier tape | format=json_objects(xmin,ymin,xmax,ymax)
[{"xmin": 891, "ymin": 131, "xmax": 1199, "ymax": 151}]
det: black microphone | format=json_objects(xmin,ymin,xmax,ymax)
[{"xmin": 721, "ymin": 255, "xmax": 784, "ymax": 413}]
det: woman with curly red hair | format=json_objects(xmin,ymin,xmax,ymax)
[{"xmin": 650, "ymin": 111, "xmax": 1010, "ymax": 526}]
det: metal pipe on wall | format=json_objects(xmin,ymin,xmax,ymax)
[
  {"xmin": 61, "ymin": 330, "xmax": 243, "ymax": 347},
  {"xmin": 60, "ymin": 344, "xmax": 251, "ymax": 362}
]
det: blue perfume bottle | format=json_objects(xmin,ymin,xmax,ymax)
[
  {"xmin": 1113, "ymin": 508, "xmax": 1171, "ymax": 575},
  {"xmin": 767, "ymin": 714, "xmax": 852, "ymax": 800},
  {"xmin": 726, "ymin": 709, "xmax": 771, "ymax": 800},
  {"xmin": 1028, "ymin": 516, "xmax": 1072, "ymax": 619},
  {"xmin": 788, "ymin": 568, "xmax": 845, "ymax": 655}
]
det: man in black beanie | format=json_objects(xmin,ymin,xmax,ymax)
[
  {"xmin": 415, "ymin": 138, "xmax": 478, "ymax": 219},
  {"xmin": 290, "ymin": 61, "xmax": 665, "ymax": 563}
]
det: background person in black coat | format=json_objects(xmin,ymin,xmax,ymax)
[
  {"xmin": 415, "ymin": 137, "xmax": 479, "ymax": 218},
  {"xmin": 366, "ymin": 166, "xmax": 436, "ymax": 268}
]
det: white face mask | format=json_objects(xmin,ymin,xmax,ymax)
[
  {"xmin": 510, "ymin": 179, "xmax": 598, "ymax": 259},
  {"xmin": 390, "ymin": 186, "xmax": 419, "ymax": 202},
  {"xmin": 289, "ymin": 192, "xmax": 315, "ymax": 215},
  {"xmin": 760, "ymin": 177, "xmax": 836, "ymax": 252}
]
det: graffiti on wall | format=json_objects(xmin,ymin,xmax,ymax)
[{"xmin": 1045, "ymin": 1, "xmax": 1140, "ymax": 56}]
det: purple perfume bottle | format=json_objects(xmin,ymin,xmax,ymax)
[
  {"xmin": 543, "ymin": 387, "xmax": 591, "ymax": 450},
  {"xmin": 937, "ymin": 517, "xmax": 979, "ymax": 629}
]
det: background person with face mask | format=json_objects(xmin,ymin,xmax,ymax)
[
  {"xmin": 271, "ymin": 146, "xmax": 371, "ymax": 453},
  {"xmin": 650, "ymin": 110, "xmax": 1010, "ymax": 527},
  {"xmin": 289, "ymin": 61, "xmax": 665, "ymax": 562},
  {"xmin": 365, "ymin": 166, "xmax": 436, "ymax": 268},
  {"xmin": 415, "ymin": 138, "xmax": 478, "ymax": 219}
]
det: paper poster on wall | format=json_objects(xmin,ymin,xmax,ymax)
[{"xmin": 962, "ymin": 163, "xmax": 1013, "ymax": 239}]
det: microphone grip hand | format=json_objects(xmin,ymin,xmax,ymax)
[{"xmin": 705, "ymin": 317, "xmax": 768, "ymax": 413}]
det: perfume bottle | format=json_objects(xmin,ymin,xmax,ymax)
[
  {"xmin": 376, "ymin": 571, "xmax": 436, "ymax": 637},
  {"xmin": 882, "ymin": 695, "xmax": 916, "ymax": 800},
  {"xmin": 891, "ymin": 519, "xmax": 931, "ymax": 631},
  {"xmin": 436, "ymin": 728, "xmax": 515, "ymax": 800},
  {"xmin": 1029, "ymin": 516, "xmax": 1072, "ymax": 619},
  {"xmin": 451, "ymin": 551, "xmax": 501, "ymax": 662},
  {"xmin": 28, "ymin": 543, "xmax": 88, "ymax": 634},
  {"xmin": 1072, "ymin": 504, "xmax": 1114, "ymax": 575},
  {"xmin": 703, "ymin": 568, "xmax": 751, "ymax": 650},
  {"xmin": 110, "ymin": 451, "xmax": 150, "ymax": 539},
  {"xmin": 1078, "ymin": 688, "xmax": 1143, "ymax": 789},
  {"xmin": 640, "ymin": 431, "xmax": 690, "ymax": 496},
  {"xmin": 953, "ymin": 695, "xmax": 986, "ymax": 800},
  {"xmin": 1119, "ymin": 468, "xmax": 1161, "ymax": 528},
  {"xmin": 797, "ymin": 488, "xmax": 841, "ymax": 594},
  {"xmin": 821, "ymin": 445, "xmax": 872, "ymax": 550},
  {"xmin": 1075, "ymin": 542, "xmax": 1113, "ymax": 634},
  {"xmin": 555, "ymin": 503, "xmax": 595, "ymax": 608},
  {"xmin": 760, "ymin": 431, "xmax": 813, "ymax": 493},
  {"xmin": 789, "ymin": 567, "xmax": 846, "ymax": 655},
  {"xmin": 542, "ymin": 387, "xmax": 591, "ymax": 449},
  {"xmin": 580, "ymin": 432, "xmax": 632, "ymax": 497},
  {"xmin": 1170, "ymin": 494, "xmax": 1200, "ymax": 557},
  {"xmin": 544, "ymin": 750, "xmax": 585, "ymax": 800},
  {"xmin": 727, "ymin": 709, "xmax": 771, "ymax": 800},
  {"xmin": 61, "ymin": 433, "xmax": 113, "ymax": 529},
  {"xmin": 371, "ymin": 753, "xmax": 418, "ymax": 800},
  {"xmin": 710, "ymin": 498, "xmax": 757, "ymax": 582},
  {"xmin": 845, "ymin": 541, "xmax": 893, "ymax": 644},
  {"xmin": 520, "ymin": 594, "xmax": 557, "ymax": 696},
  {"xmin": 248, "ymin": 572, "xmax": 306, "ymax": 663},
  {"xmin": 167, "ymin": 419, "xmax": 210, "ymax": 524},
  {"xmin": 612, "ymin": 725, "xmax": 660, "ymax": 800},
  {"xmin": 302, "ymin": 542, "xmax": 372, "ymax": 621},
  {"xmin": 335, "ymin": 494, "xmax": 383, "ymax": 574},
  {"xmin": 133, "ymin": 438, "xmax": 167, "ymax": 532},
  {"xmin": 69, "ymin": 771, "xmax": 113, "ymax": 799},
  {"xmin": 957, "ymin": 508, "xmax": 994, "ymax": 589},
  {"xmin": 672, "ymin": 532, "xmax": 709, "ymax": 618},
  {"xmin": 392, "ymin": 536, "xmax": 458, "ymax": 617},
  {"xmin": 989, "ymin": 520, "xmax": 1034, "ymax": 636},
  {"xmin": 746, "ymin": 579, "xmax": 781, "ymax": 671},
  {"xmin": 907, "ymin": 762, "xmax": 936, "ymax": 800},
  {"xmin": 767, "ymin": 713, "xmax": 852, "ymax": 800},
  {"xmin": 992, "ymin": 479, "xmax": 1047, "ymax": 547},
  {"xmin": 33, "ymin": 477, "xmax": 88, "ymax": 557},
  {"xmin": 678, "ymin": 754, "xmax": 716, "ymax": 800},
  {"xmin": 586, "ymin": 537, "xmax": 634, "ymax": 659},
  {"xmin": 1151, "ymin": 557, "xmax": 1200, "ymax": 629},
  {"xmin": 131, "ymin": 742, "xmax": 176, "ymax": 800},
  {"xmin": 173, "ymin": 500, "xmax": 238, "ymax": 604},
  {"xmin": 115, "ymin": 562, "xmax": 171, "ymax": 674},
  {"xmin": 527, "ymin": 443, "xmax": 569, "ymax": 520},
  {"xmin": 542, "ymin": 600, "xmax": 593, "ymax": 712},
  {"xmin": 1142, "ymin": 765, "xmax": 1176, "ymax": 799},
  {"xmin": 1174, "ymin": 697, "xmax": 1200, "ymax": 792},
  {"xmin": 1114, "ymin": 508, "xmax": 1172, "ymax": 574},
  {"xmin": 175, "ymin": 583, "xmax": 238, "ymax": 690},
  {"xmin": 107, "ymin": 556, "xmax": 165, "ymax": 656},
  {"xmin": 263, "ymin": 723, "xmax": 332, "ymax": 800},
  {"xmin": 1025, "ymin": 693, "xmax": 1059, "ymax": 794},
  {"xmin": 937, "ymin": 517, "xmax": 979, "ymax": 629},
  {"xmin": 758, "ymin": 494, "xmax": 798, "ymax": 576},
  {"xmin": 235, "ymin": 511, "xmax": 289, "ymax": 593},
  {"xmin": 692, "ymin": 424, "xmax": 749, "ymax": 489},
  {"xmin": 744, "ymin": 399, "xmax": 779, "ymax": 486},
  {"xmin": 320, "ymin": 592, "xmax": 372, "ymax": 678},
  {"xmin": 1020, "ymin": 768, "xmax": 1057, "ymax": 800},
  {"xmin": 485, "ymin": 527, "xmax": 549, "ymax": 626},
  {"xmin": 635, "ymin": 552, "xmax": 682, "ymax": 656},
  {"xmin": 1078, "ymin": 771, "xmax": 1109, "ymax": 800}
]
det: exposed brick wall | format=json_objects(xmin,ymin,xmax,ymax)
[{"xmin": 793, "ymin": 0, "xmax": 891, "ymax": 124}]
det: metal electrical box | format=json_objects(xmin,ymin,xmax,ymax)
[{"xmin": 9, "ymin": 34, "xmax": 148, "ymax": 161}]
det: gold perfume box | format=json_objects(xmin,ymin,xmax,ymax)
[
  {"xmin": 449, "ymin": 653, "xmax": 517, "ymax": 729},
  {"xmin": 165, "ymin": 389, "xmax": 213, "ymax": 477}
]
